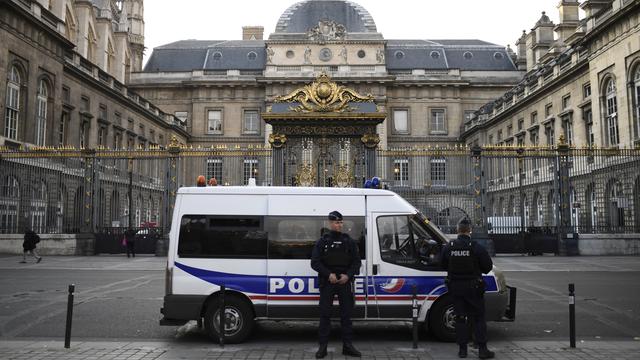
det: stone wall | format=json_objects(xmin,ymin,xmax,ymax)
[
  {"xmin": 578, "ymin": 234, "xmax": 640, "ymax": 256},
  {"xmin": 0, "ymin": 234, "xmax": 95, "ymax": 256}
]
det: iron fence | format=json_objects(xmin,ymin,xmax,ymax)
[{"xmin": 1, "ymin": 143, "xmax": 638, "ymax": 238}]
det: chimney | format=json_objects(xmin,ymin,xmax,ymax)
[
  {"xmin": 515, "ymin": 30, "xmax": 528, "ymax": 71},
  {"xmin": 242, "ymin": 26, "xmax": 264, "ymax": 40},
  {"xmin": 554, "ymin": 0, "xmax": 580, "ymax": 48}
]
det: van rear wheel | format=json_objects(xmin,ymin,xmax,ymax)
[
  {"xmin": 204, "ymin": 296, "xmax": 254, "ymax": 344},
  {"xmin": 428, "ymin": 296, "xmax": 456, "ymax": 342}
]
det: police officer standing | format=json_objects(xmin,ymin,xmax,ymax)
[
  {"xmin": 311, "ymin": 211, "xmax": 362, "ymax": 358},
  {"xmin": 441, "ymin": 218, "xmax": 495, "ymax": 359}
]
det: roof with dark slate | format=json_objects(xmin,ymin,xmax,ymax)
[
  {"xmin": 275, "ymin": 0, "xmax": 377, "ymax": 33},
  {"xmin": 142, "ymin": 2, "xmax": 518, "ymax": 73}
]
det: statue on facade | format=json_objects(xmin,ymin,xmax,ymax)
[
  {"xmin": 376, "ymin": 48, "xmax": 385, "ymax": 64},
  {"xmin": 266, "ymin": 47, "xmax": 275, "ymax": 64},
  {"xmin": 304, "ymin": 46, "xmax": 312, "ymax": 64},
  {"xmin": 339, "ymin": 45, "xmax": 348, "ymax": 63}
]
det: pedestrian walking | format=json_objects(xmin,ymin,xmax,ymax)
[
  {"xmin": 124, "ymin": 227, "xmax": 137, "ymax": 258},
  {"xmin": 441, "ymin": 218, "xmax": 495, "ymax": 359},
  {"xmin": 310, "ymin": 211, "xmax": 362, "ymax": 359},
  {"xmin": 21, "ymin": 228, "xmax": 42, "ymax": 264}
]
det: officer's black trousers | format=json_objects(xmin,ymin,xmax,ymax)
[
  {"xmin": 318, "ymin": 283, "xmax": 353, "ymax": 345},
  {"xmin": 449, "ymin": 280, "xmax": 487, "ymax": 346}
]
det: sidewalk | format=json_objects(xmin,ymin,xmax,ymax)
[{"xmin": 1, "ymin": 339, "xmax": 639, "ymax": 359}]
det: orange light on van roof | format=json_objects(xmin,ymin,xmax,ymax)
[{"xmin": 196, "ymin": 175, "xmax": 206, "ymax": 187}]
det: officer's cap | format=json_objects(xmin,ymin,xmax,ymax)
[
  {"xmin": 328, "ymin": 211, "xmax": 343, "ymax": 221},
  {"xmin": 458, "ymin": 218, "xmax": 471, "ymax": 227}
]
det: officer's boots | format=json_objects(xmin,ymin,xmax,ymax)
[
  {"xmin": 342, "ymin": 342, "xmax": 362, "ymax": 357},
  {"xmin": 478, "ymin": 343, "xmax": 495, "ymax": 359},
  {"xmin": 315, "ymin": 343, "xmax": 327, "ymax": 359},
  {"xmin": 458, "ymin": 344, "xmax": 468, "ymax": 358}
]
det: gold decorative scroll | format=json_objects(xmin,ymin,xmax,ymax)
[
  {"xmin": 334, "ymin": 164, "xmax": 353, "ymax": 188},
  {"xmin": 295, "ymin": 164, "xmax": 316, "ymax": 187},
  {"xmin": 274, "ymin": 73, "xmax": 374, "ymax": 113},
  {"xmin": 268, "ymin": 134, "xmax": 287, "ymax": 148}
]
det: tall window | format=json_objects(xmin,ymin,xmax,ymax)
[
  {"xmin": 393, "ymin": 109, "xmax": 408, "ymax": 134},
  {"xmin": 206, "ymin": 158, "xmax": 223, "ymax": 183},
  {"xmin": 393, "ymin": 159, "xmax": 409, "ymax": 186},
  {"xmin": 58, "ymin": 111, "xmax": 68, "ymax": 146},
  {"xmin": 4, "ymin": 66, "xmax": 21, "ymax": 140},
  {"xmin": 31, "ymin": 181, "xmax": 47, "ymax": 233},
  {"xmin": 584, "ymin": 107, "xmax": 594, "ymax": 147},
  {"xmin": 0, "ymin": 176, "xmax": 20, "ymax": 234},
  {"xmin": 430, "ymin": 157, "xmax": 446, "ymax": 186},
  {"xmin": 207, "ymin": 110, "xmax": 222, "ymax": 134},
  {"xmin": 35, "ymin": 80, "xmax": 49, "ymax": 146},
  {"xmin": 545, "ymin": 124, "xmax": 555, "ymax": 146},
  {"xmin": 605, "ymin": 79, "xmax": 619, "ymax": 146},
  {"xmin": 243, "ymin": 110, "xmax": 259, "ymax": 134},
  {"xmin": 633, "ymin": 68, "xmax": 640, "ymax": 140},
  {"xmin": 562, "ymin": 115, "xmax": 573, "ymax": 145},
  {"xmin": 530, "ymin": 111, "xmax": 538, "ymax": 125},
  {"xmin": 243, "ymin": 158, "xmax": 258, "ymax": 185},
  {"xmin": 430, "ymin": 109, "xmax": 446, "ymax": 134}
]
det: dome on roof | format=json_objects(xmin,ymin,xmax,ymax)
[{"xmin": 275, "ymin": 0, "xmax": 377, "ymax": 34}]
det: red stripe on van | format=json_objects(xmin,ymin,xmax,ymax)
[{"xmin": 250, "ymin": 295, "xmax": 439, "ymax": 301}]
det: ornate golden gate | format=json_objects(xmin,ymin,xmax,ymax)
[{"xmin": 262, "ymin": 74, "xmax": 385, "ymax": 187}]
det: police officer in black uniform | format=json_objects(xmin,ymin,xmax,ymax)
[
  {"xmin": 441, "ymin": 218, "xmax": 495, "ymax": 359},
  {"xmin": 311, "ymin": 211, "xmax": 362, "ymax": 359}
]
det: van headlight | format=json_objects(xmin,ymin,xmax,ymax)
[{"xmin": 493, "ymin": 266, "xmax": 507, "ymax": 294}]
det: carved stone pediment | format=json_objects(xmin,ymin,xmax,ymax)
[
  {"xmin": 307, "ymin": 20, "xmax": 346, "ymax": 41},
  {"xmin": 274, "ymin": 73, "xmax": 374, "ymax": 113}
]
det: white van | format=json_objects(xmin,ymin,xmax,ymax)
[{"xmin": 161, "ymin": 186, "xmax": 516, "ymax": 343}]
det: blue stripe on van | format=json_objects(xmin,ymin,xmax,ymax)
[{"xmin": 174, "ymin": 262, "xmax": 498, "ymax": 295}]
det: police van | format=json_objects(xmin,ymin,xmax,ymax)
[{"xmin": 160, "ymin": 185, "xmax": 516, "ymax": 343}]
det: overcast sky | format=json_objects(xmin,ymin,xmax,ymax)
[{"xmin": 143, "ymin": 0, "xmax": 576, "ymax": 66}]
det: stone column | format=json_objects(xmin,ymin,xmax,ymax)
[
  {"xmin": 557, "ymin": 136, "xmax": 573, "ymax": 255},
  {"xmin": 269, "ymin": 134, "xmax": 287, "ymax": 186},
  {"xmin": 81, "ymin": 149, "xmax": 96, "ymax": 233},
  {"xmin": 472, "ymin": 145, "xmax": 494, "ymax": 255},
  {"xmin": 361, "ymin": 134, "xmax": 380, "ymax": 181},
  {"xmin": 157, "ymin": 140, "xmax": 180, "ymax": 256}
]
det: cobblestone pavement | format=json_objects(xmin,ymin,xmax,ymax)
[{"xmin": 1, "ymin": 340, "xmax": 639, "ymax": 359}]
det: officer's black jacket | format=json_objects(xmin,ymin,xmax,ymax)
[
  {"xmin": 310, "ymin": 231, "xmax": 361, "ymax": 284},
  {"xmin": 440, "ymin": 234, "xmax": 493, "ymax": 276}
]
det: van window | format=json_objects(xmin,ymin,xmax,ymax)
[
  {"xmin": 267, "ymin": 216, "xmax": 365, "ymax": 260},
  {"xmin": 178, "ymin": 215, "xmax": 267, "ymax": 258},
  {"xmin": 377, "ymin": 214, "xmax": 442, "ymax": 269}
]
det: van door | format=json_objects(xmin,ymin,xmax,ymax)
[
  {"xmin": 369, "ymin": 212, "xmax": 447, "ymax": 318},
  {"xmin": 266, "ymin": 195, "xmax": 367, "ymax": 319}
]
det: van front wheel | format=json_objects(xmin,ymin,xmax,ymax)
[
  {"xmin": 428, "ymin": 296, "xmax": 456, "ymax": 342},
  {"xmin": 204, "ymin": 296, "xmax": 254, "ymax": 344}
]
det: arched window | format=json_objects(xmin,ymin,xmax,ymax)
[
  {"xmin": 4, "ymin": 66, "xmax": 21, "ymax": 140},
  {"xmin": 604, "ymin": 78, "xmax": 619, "ymax": 146},
  {"xmin": 135, "ymin": 195, "xmax": 142, "ymax": 227},
  {"xmin": 608, "ymin": 181, "xmax": 625, "ymax": 231},
  {"xmin": 1, "ymin": 176, "xmax": 20, "ymax": 233},
  {"xmin": 36, "ymin": 79, "xmax": 49, "ymax": 146},
  {"xmin": 31, "ymin": 181, "xmax": 47, "ymax": 233},
  {"xmin": 633, "ymin": 67, "xmax": 640, "ymax": 140}
]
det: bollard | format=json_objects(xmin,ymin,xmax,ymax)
[
  {"xmin": 569, "ymin": 283, "xmax": 576, "ymax": 348},
  {"xmin": 64, "ymin": 284, "xmax": 75, "ymax": 349},
  {"xmin": 412, "ymin": 284, "xmax": 418, "ymax": 349},
  {"xmin": 219, "ymin": 284, "xmax": 225, "ymax": 348}
]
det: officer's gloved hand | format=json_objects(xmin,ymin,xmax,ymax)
[{"xmin": 337, "ymin": 274, "xmax": 349, "ymax": 285}]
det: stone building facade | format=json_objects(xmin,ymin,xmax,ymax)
[
  {"xmin": 461, "ymin": 0, "xmax": 640, "ymax": 232},
  {"xmin": 131, "ymin": 0, "xmax": 524, "ymax": 188},
  {"xmin": 0, "ymin": 0, "xmax": 188, "ymax": 233}
]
